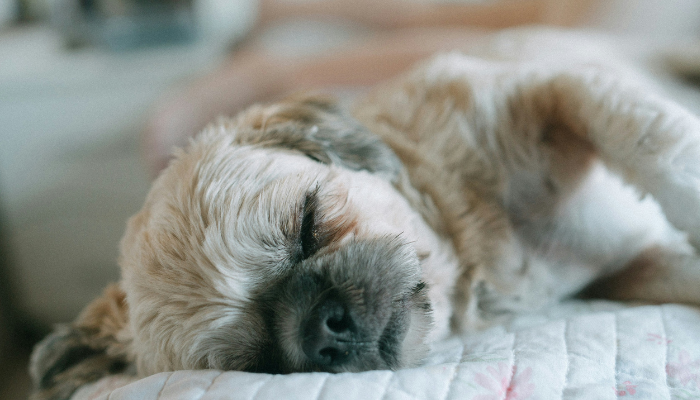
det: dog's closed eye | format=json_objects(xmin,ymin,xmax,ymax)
[
  {"xmin": 293, "ymin": 186, "xmax": 355, "ymax": 263},
  {"xmin": 299, "ymin": 191, "xmax": 321, "ymax": 260}
]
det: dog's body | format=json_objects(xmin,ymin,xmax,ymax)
[{"xmin": 30, "ymin": 46, "xmax": 700, "ymax": 399}]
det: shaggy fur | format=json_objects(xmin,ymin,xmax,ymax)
[{"xmin": 30, "ymin": 44, "xmax": 700, "ymax": 399}]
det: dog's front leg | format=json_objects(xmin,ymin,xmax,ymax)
[{"xmin": 547, "ymin": 68, "xmax": 700, "ymax": 250}]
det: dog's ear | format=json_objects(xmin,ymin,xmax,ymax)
[
  {"xmin": 233, "ymin": 93, "xmax": 403, "ymax": 182},
  {"xmin": 30, "ymin": 284, "xmax": 133, "ymax": 400}
]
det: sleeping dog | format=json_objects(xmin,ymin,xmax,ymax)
[{"xmin": 30, "ymin": 51, "xmax": 700, "ymax": 399}]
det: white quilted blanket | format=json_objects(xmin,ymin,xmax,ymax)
[{"xmin": 72, "ymin": 301, "xmax": 700, "ymax": 400}]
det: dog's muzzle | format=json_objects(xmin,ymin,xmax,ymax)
[
  {"xmin": 261, "ymin": 238, "xmax": 431, "ymax": 373},
  {"xmin": 302, "ymin": 294, "xmax": 362, "ymax": 367},
  {"xmin": 302, "ymin": 293, "xmax": 374, "ymax": 367}
]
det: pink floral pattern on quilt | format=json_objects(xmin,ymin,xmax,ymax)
[
  {"xmin": 667, "ymin": 350, "xmax": 700, "ymax": 389},
  {"xmin": 472, "ymin": 363, "xmax": 534, "ymax": 400}
]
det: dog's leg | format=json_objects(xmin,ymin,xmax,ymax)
[
  {"xmin": 581, "ymin": 245, "xmax": 700, "ymax": 304},
  {"xmin": 546, "ymin": 68, "xmax": 700, "ymax": 250},
  {"xmin": 29, "ymin": 284, "xmax": 133, "ymax": 400},
  {"xmin": 522, "ymin": 67, "xmax": 700, "ymax": 305}
]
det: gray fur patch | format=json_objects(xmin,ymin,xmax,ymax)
[{"xmin": 234, "ymin": 95, "xmax": 403, "ymax": 183}]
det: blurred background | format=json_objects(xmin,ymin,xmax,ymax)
[{"xmin": 3, "ymin": 0, "xmax": 700, "ymax": 398}]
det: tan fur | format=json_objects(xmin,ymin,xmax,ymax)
[{"xmin": 74, "ymin": 284, "xmax": 131, "ymax": 359}]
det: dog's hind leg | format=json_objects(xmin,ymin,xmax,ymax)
[{"xmin": 581, "ymin": 245, "xmax": 700, "ymax": 305}]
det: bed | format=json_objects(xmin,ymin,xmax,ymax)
[{"xmin": 71, "ymin": 301, "xmax": 700, "ymax": 399}]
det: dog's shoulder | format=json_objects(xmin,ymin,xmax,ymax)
[{"xmin": 354, "ymin": 53, "xmax": 519, "ymax": 314}]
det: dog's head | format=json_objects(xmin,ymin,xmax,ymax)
[
  {"xmin": 31, "ymin": 95, "xmax": 453, "ymax": 397},
  {"xmin": 121, "ymin": 95, "xmax": 444, "ymax": 374}
]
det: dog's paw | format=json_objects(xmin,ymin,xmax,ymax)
[
  {"xmin": 29, "ymin": 284, "xmax": 133, "ymax": 400},
  {"xmin": 29, "ymin": 325, "xmax": 130, "ymax": 400}
]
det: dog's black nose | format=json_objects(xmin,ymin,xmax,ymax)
[{"xmin": 302, "ymin": 297, "xmax": 360, "ymax": 367}]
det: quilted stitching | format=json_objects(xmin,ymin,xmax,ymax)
[
  {"xmin": 661, "ymin": 306, "xmax": 673, "ymax": 400},
  {"xmin": 442, "ymin": 340, "xmax": 468, "ymax": 400},
  {"xmin": 313, "ymin": 373, "xmax": 330, "ymax": 400},
  {"xmin": 383, "ymin": 383, "xmax": 429, "ymax": 400},
  {"xmin": 72, "ymin": 303, "xmax": 700, "ymax": 400},
  {"xmin": 616, "ymin": 307, "xmax": 675, "ymax": 398},
  {"xmin": 377, "ymin": 370, "xmax": 395, "ymax": 400},
  {"xmin": 439, "ymin": 364, "xmax": 459, "ymax": 400},
  {"xmin": 559, "ymin": 319, "xmax": 570, "ymax": 399},
  {"xmin": 249, "ymin": 375, "xmax": 274, "ymax": 400},
  {"xmin": 155, "ymin": 372, "xmax": 175, "ymax": 400},
  {"xmin": 502, "ymin": 331, "xmax": 517, "ymax": 400},
  {"xmin": 197, "ymin": 371, "xmax": 223, "ymax": 400},
  {"xmin": 613, "ymin": 311, "xmax": 620, "ymax": 399}
]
